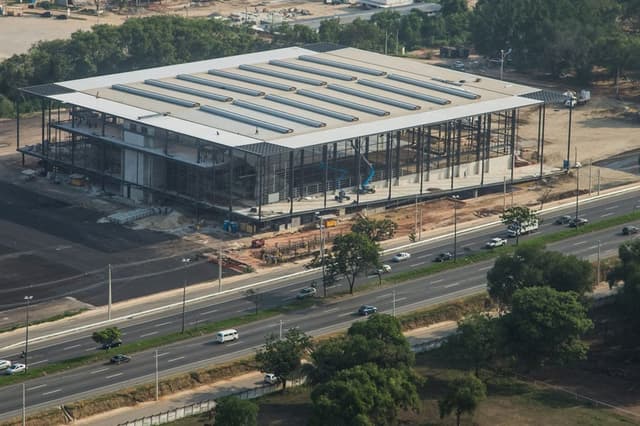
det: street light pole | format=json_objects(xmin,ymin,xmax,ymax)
[
  {"xmin": 181, "ymin": 258, "xmax": 190, "ymax": 334},
  {"xmin": 218, "ymin": 248, "xmax": 223, "ymax": 293},
  {"xmin": 392, "ymin": 290, "xmax": 396, "ymax": 317},
  {"xmin": 155, "ymin": 349, "xmax": 159, "ymax": 401},
  {"xmin": 319, "ymin": 216, "xmax": 327, "ymax": 297},
  {"xmin": 575, "ymin": 165, "xmax": 580, "ymax": 223},
  {"xmin": 596, "ymin": 240, "xmax": 601, "ymax": 287},
  {"xmin": 108, "ymin": 264, "xmax": 112, "ymax": 321},
  {"xmin": 24, "ymin": 295, "xmax": 33, "ymax": 371},
  {"xmin": 451, "ymin": 195, "xmax": 460, "ymax": 262}
]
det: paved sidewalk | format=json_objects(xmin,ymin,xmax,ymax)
[{"xmin": 73, "ymin": 322, "xmax": 458, "ymax": 426}]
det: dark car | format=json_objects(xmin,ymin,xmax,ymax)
[
  {"xmin": 56, "ymin": 14, "xmax": 68, "ymax": 20},
  {"xmin": 433, "ymin": 252, "xmax": 453, "ymax": 263},
  {"xmin": 110, "ymin": 354, "xmax": 131, "ymax": 364},
  {"xmin": 101, "ymin": 339, "xmax": 122, "ymax": 350},
  {"xmin": 40, "ymin": 11, "xmax": 52, "ymax": 17},
  {"xmin": 555, "ymin": 215, "xmax": 572, "ymax": 225},
  {"xmin": 622, "ymin": 226, "xmax": 639, "ymax": 235},
  {"xmin": 358, "ymin": 305, "xmax": 377, "ymax": 316},
  {"xmin": 569, "ymin": 217, "xmax": 589, "ymax": 228}
]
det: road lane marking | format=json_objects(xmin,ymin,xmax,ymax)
[
  {"xmin": 600, "ymin": 212, "xmax": 614, "ymax": 218},
  {"xmin": 478, "ymin": 266, "xmax": 492, "ymax": 271},
  {"xmin": 409, "ymin": 261, "xmax": 426, "ymax": 267},
  {"xmin": 432, "ymin": 278, "xmax": 444, "ymax": 284},
  {"xmin": 444, "ymin": 282, "xmax": 461, "ymax": 288},
  {"xmin": 376, "ymin": 294, "xmax": 390, "ymax": 300},
  {"xmin": 338, "ymin": 312, "xmax": 353, "ymax": 317},
  {"xmin": 63, "ymin": 344, "xmax": 81, "ymax": 350},
  {"xmin": 154, "ymin": 321, "xmax": 172, "ymax": 327},
  {"xmin": 605, "ymin": 205, "xmax": 619, "ymax": 210},
  {"xmin": 140, "ymin": 331, "xmax": 158, "ymax": 338},
  {"xmin": 416, "ymin": 253, "xmax": 432, "ymax": 259},
  {"xmin": 85, "ymin": 347, "xmax": 96, "ymax": 352},
  {"xmin": 199, "ymin": 309, "xmax": 219, "ymax": 316},
  {"xmin": 325, "ymin": 308, "xmax": 338, "ymax": 313},
  {"xmin": 27, "ymin": 384, "xmax": 47, "ymax": 391},
  {"xmin": 572, "ymin": 241, "xmax": 588, "ymax": 246},
  {"xmin": 395, "ymin": 297, "xmax": 408, "ymax": 302},
  {"xmin": 90, "ymin": 368, "xmax": 109, "ymax": 374},
  {"xmin": 157, "ymin": 352, "xmax": 170, "ymax": 357},
  {"xmin": 30, "ymin": 359, "xmax": 48, "ymax": 366},
  {"xmin": 168, "ymin": 356, "xmax": 184, "ymax": 363},
  {"xmin": 106, "ymin": 373, "xmax": 123, "ymax": 379},
  {"xmin": 42, "ymin": 389, "xmax": 62, "ymax": 396},
  {"xmin": 226, "ymin": 342, "xmax": 240, "ymax": 347}
]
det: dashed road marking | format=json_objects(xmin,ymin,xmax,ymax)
[
  {"xmin": 444, "ymin": 282, "xmax": 461, "ymax": 289},
  {"xmin": 432, "ymin": 278, "xmax": 444, "ymax": 284},
  {"xmin": 168, "ymin": 356, "xmax": 184, "ymax": 363},
  {"xmin": 140, "ymin": 331, "xmax": 158, "ymax": 338},
  {"xmin": 30, "ymin": 359, "xmax": 48, "ymax": 366},
  {"xmin": 90, "ymin": 368, "xmax": 109, "ymax": 374},
  {"xmin": 27, "ymin": 384, "xmax": 47, "ymax": 391},
  {"xmin": 199, "ymin": 309, "xmax": 219, "ymax": 316},
  {"xmin": 63, "ymin": 344, "xmax": 81, "ymax": 351},
  {"xmin": 106, "ymin": 373, "xmax": 123, "ymax": 379},
  {"xmin": 572, "ymin": 241, "xmax": 588, "ymax": 246},
  {"xmin": 601, "ymin": 212, "xmax": 614, "ymax": 218},
  {"xmin": 154, "ymin": 321, "xmax": 172, "ymax": 328},
  {"xmin": 42, "ymin": 389, "xmax": 62, "ymax": 396}
]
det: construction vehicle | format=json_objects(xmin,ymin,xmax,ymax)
[
  {"xmin": 351, "ymin": 141, "xmax": 376, "ymax": 194},
  {"xmin": 564, "ymin": 90, "xmax": 590, "ymax": 108},
  {"xmin": 320, "ymin": 161, "xmax": 347, "ymax": 193},
  {"xmin": 335, "ymin": 189, "xmax": 350, "ymax": 203}
]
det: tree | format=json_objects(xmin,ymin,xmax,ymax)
[
  {"xmin": 445, "ymin": 313, "xmax": 498, "ymax": 377},
  {"xmin": 326, "ymin": 232, "xmax": 380, "ymax": 294},
  {"xmin": 310, "ymin": 364, "xmax": 421, "ymax": 426},
  {"xmin": 500, "ymin": 206, "xmax": 538, "ymax": 245},
  {"xmin": 255, "ymin": 328, "xmax": 312, "ymax": 390},
  {"xmin": 502, "ymin": 287, "xmax": 592, "ymax": 369},
  {"xmin": 309, "ymin": 314, "xmax": 414, "ymax": 384},
  {"xmin": 439, "ymin": 374, "xmax": 486, "ymax": 426},
  {"xmin": 351, "ymin": 215, "xmax": 398, "ymax": 241},
  {"xmin": 91, "ymin": 327, "xmax": 122, "ymax": 349},
  {"xmin": 244, "ymin": 288, "xmax": 262, "ymax": 315},
  {"xmin": 607, "ymin": 240, "xmax": 640, "ymax": 326},
  {"xmin": 214, "ymin": 396, "xmax": 258, "ymax": 426}
]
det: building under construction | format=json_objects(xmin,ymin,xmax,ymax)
[{"xmin": 18, "ymin": 44, "xmax": 553, "ymax": 232}]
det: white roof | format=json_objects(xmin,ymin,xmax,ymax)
[{"xmin": 35, "ymin": 46, "xmax": 543, "ymax": 151}]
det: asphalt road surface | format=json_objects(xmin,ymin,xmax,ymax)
[{"xmin": 0, "ymin": 188, "xmax": 638, "ymax": 419}]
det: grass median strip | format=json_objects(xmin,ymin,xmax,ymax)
[{"xmin": 0, "ymin": 299, "xmax": 316, "ymax": 387}]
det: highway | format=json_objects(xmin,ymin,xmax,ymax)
[{"xmin": 0, "ymin": 188, "xmax": 639, "ymax": 419}]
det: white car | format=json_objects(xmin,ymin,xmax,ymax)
[
  {"xmin": 378, "ymin": 264, "xmax": 392, "ymax": 274},
  {"xmin": 0, "ymin": 360, "xmax": 11, "ymax": 370},
  {"xmin": 392, "ymin": 252, "xmax": 411, "ymax": 262},
  {"xmin": 5, "ymin": 363, "xmax": 25, "ymax": 375},
  {"xmin": 264, "ymin": 373, "xmax": 279, "ymax": 384},
  {"xmin": 485, "ymin": 237, "xmax": 507, "ymax": 248}
]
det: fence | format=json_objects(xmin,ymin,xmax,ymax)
[{"xmin": 117, "ymin": 377, "xmax": 306, "ymax": 426}]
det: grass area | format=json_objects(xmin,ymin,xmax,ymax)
[
  {"xmin": 0, "ymin": 299, "xmax": 316, "ymax": 387},
  {"xmin": 0, "ymin": 308, "xmax": 88, "ymax": 334}
]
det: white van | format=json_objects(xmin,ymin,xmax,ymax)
[{"xmin": 216, "ymin": 329, "xmax": 239, "ymax": 343}]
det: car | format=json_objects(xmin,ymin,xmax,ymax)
[
  {"xmin": 622, "ymin": 225, "xmax": 639, "ymax": 235},
  {"xmin": 376, "ymin": 264, "xmax": 392, "ymax": 274},
  {"xmin": 452, "ymin": 60, "xmax": 465, "ymax": 70},
  {"xmin": 392, "ymin": 252, "xmax": 411, "ymax": 262},
  {"xmin": 110, "ymin": 354, "xmax": 131, "ymax": 364},
  {"xmin": 296, "ymin": 287, "xmax": 317, "ymax": 299},
  {"xmin": 0, "ymin": 360, "xmax": 12, "ymax": 370},
  {"xmin": 101, "ymin": 339, "xmax": 122, "ymax": 350},
  {"xmin": 358, "ymin": 305, "xmax": 378, "ymax": 316},
  {"xmin": 569, "ymin": 217, "xmax": 589, "ymax": 227},
  {"xmin": 56, "ymin": 14, "xmax": 68, "ymax": 19},
  {"xmin": 555, "ymin": 215, "xmax": 572, "ymax": 225},
  {"xmin": 264, "ymin": 373, "xmax": 279, "ymax": 384},
  {"xmin": 40, "ymin": 11, "xmax": 52, "ymax": 17},
  {"xmin": 433, "ymin": 252, "xmax": 453, "ymax": 262},
  {"xmin": 5, "ymin": 363, "xmax": 26, "ymax": 375},
  {"xmin": 485, "ymin": 237, "xmax": 507, "ymax": 248}
]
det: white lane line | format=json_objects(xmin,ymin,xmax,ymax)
[
  {"xmin": 395, "ymin": 297, "xmax": 408, "ymax": 302},
  {"xmin": 106, "ymin": 373, "xmax": 123, "ymax": 379},
  {"xmin": 85, "ymin": 347, "xmax": 96, "ymax": 352},
  {"xmin": 199, "ymin": 309, "xmax": 219, "ymax": 316},
  {"xmin": 444, "ymin": 282, "xmax": 461, "ymax": 289},
  {"xmin": 283, "ymin": 296, "xmax": 296, "ymax": 302},
  {"xmin": 600, "ymin": 212, "xmax": 614, "ymax": 218},
  {"xmin": 325, "ymin": 308, "xmax": 339, "ymax": 313},
  {"xmin": 338, "ymin": 312, "xmax": 353, "ymax": 317},
  {"xmin": 29, "ymin": 359, "xmax": 48, "ymax": 366},
  {"xmin": 63, "ymin": 344, "xmax": 81, "ymax": 351},
  {"xmin": 572, "ymin": 241, "xmax": 588, "ymax": 246},
  {"xmin": 432, "ymin": 278, "xmax": 444, "ymax": 284},
  {"xmin": 90, "ymin": 368, "xmax": 109, "ymax": 374},
  {"xmin": 409, "ymin": 261, "xmax": 426, "ymax": 267},
  {"xmin": 27, "ymin": 384, "xmax": 47, "ymax": 391},
  {"xmin": 157, "ymin": 352, "xmax": 170, "ymax": 357},
  {"xmin": 376, "ymin": 294, "xmax": 390, "ymax": 300},
  {"xmin": 154, "ymin": 321, "xmax": 172, "ymax": 327},
  {"xmin": 416, "ymin": 253, "xmax": 432, "ymax": 259},
  {"xmin": 226, "ymin": 342, "xmax": 240, "ymax": 347},
  {"xmin": 140, "ymin": 331, "xmax": 158, "ymax": 338},
  {"xmin": 42, "ymin": 389, "xmax": 62, "ymax": 396},
  {"xmin": 168, "ymin": 356, "xmax": 185, "ymax": 363},
  {"xmin": 478, "ymin": 266, "xmax": 492, "ymax": 271},
  {"xmin": 605, "ymin": 205, "xmax": 619, "ymax": 210}
]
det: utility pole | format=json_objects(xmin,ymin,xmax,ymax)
[
  {"xmin": 575, "ymin": 165, "xmax": 580, "ymax": 223},
  {"xmin": 418, "ymin": 205, "xmax": 423, "ymax": 241},
  {"xmin": 503, "ymin": 176, "xmax": 507, "ymax": 212},
  {"xmin": 181, "ymin": 258, "xmax": 190, "ymax": 334},
  {"xmin": 155, "ymin": 349, "xmax": 159, "ymax": 401},
  {"xmin": 319, "ymin": 215, "xmax": 327, "ymax": 297},
  {"xmin": 22, "ymin": 383, "xmax": 26, "ymax": 426},
  {"xmin": 108, "ymin": 264, "xmax": 112, "ymax": 321},
  {"xmin": 588, "ymin": 158, "xmax": 592, "ymax": 195},
  {"xmin": 451, "ymin": 195, "xmax": 460, "ymax": 262},
  {"xmin": 279, "ymin": 320, "xmax": 283, "ymax": 340},
  {"xmin": 596, "ymin": 240, "xmax": 601, "ymax": 287},
  {"xmin": 392, "ymin": 290, "xmax": 396, "ymax": 317},
  {"xmin": 597, "ymin": 169, "xmax": 601, "ymax": 195},
  {"xmin": 24, "ymin": 296, "xmax": 33, "ymax": 371},
  {"xmin": 218, "ymin": 248, "xmax": 223, "ymax": 293}
]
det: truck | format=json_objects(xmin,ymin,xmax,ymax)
[
  {"xmin": 564, "ymin": 90, "xmax": 590, "ymax": 108},
  {"xmin": 506, "ymin": 218, "xmax": 539, "ymax": 237}
]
